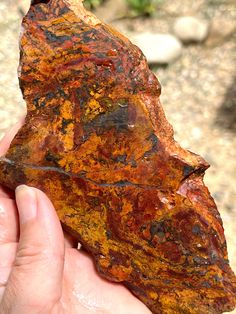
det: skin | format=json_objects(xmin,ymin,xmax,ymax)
[{"xmin": 0, "ymin": 119, "xmax": 151, "ymax": 314}]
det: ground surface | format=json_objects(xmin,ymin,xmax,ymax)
[{"xmin": 0, "ymin": 0, "xmax": 235, "ymax": 312}]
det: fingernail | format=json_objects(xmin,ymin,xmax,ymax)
[{"xmin": 16, "ymin": 185, "xmax": 38, "ymax": 224}]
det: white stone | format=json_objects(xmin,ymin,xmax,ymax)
[
  {"xmin": 20, "ymin": 0, "xmax": 30, "ymax": 15},
  {"xmin": 191, "ymin": 127, "xmax": 202, "ymax": 140},
  {"xmin": 173, "ymin": 16, "xmax": 209, "ymax": 43},
  {"xmin": 131, "ymin": 33, "xmax": 182, "ymax": 64}
]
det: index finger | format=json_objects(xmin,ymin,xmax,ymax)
[
  {"xmin": 0, "ymin": 117, "xmax": 25, "ymax": 198},
  {"xmin": 0, "ymin": 117, "xmax": 25, "ymax": 157}
]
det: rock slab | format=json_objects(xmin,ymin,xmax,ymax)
[{"xmin": 0, "ymin": 1, "xmax": 235, "ymax": 313}]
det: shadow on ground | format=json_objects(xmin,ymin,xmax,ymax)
[{"xmin": 215, "ymin": 76, "xmax": 236, "ymax": 132}]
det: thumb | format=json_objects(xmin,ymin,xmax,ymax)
[{"xmin": 2, "ymin": 185, "xmax": 65, "ymax": 313}]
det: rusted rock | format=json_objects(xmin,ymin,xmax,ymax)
[{"xmin": 0, "ymin": 1, "xmax": 235, "ymax": 313}]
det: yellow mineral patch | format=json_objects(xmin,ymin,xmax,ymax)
[
  {"xmin": 61, "ymin": 100, "xmax": 73, "ymax": 120},
  {"xmin": 149, "ymin": 291, "xmax": 158, "ymax": 300},
  {"xmin": 85, "ymin": 98, "xmax": 105, "ymax": 120},
  {"xmin": 60, "ymin": 123, "xmax": 74, "ymax": 151}
]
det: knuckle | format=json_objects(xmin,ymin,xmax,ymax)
[
  {"xmin": 14, "ymin": 243, "xmax": 64, "ymax": 268},
  {"xmin": 14, "ymin": 244, "xmax": 46, "ymax": 267}
]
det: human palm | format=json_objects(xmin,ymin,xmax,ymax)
[{"xmin": 0, "ymin": 121, "xmax": 150, "ymax": 314}]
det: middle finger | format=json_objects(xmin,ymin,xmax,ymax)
[
  {"xmin": 0, "ymin": 198, "xmax": 19, "ymax": 244},
  {"xmin": 0, "ymin": 242, "xmax": 17, "ymax": 301}
]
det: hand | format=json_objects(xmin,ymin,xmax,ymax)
[{"xmin": 0, "ymin": 121, "xmax": 151, "ymax": 314}]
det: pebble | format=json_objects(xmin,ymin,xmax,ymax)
[
  {"xmin": 191, "ymin": 127, "xmax": 202, "ymax": 140},
  {"xmin": 205, "ymin": 18, "xmax": 236, "ymax": 47},
  {"xmin": 131, "ymin": 33, "xmax": 182, "ymax": 64},
  {"xmin": 173, "ymin": 16, "xmax": 209, "ymax": 43}
]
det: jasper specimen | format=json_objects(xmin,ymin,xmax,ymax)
[{"xmin": 0, "ymin": 0, "xmax": 236, "ymax": 313}]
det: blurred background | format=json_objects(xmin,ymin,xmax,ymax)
[{"xmin": 0, "ymin": 0, "xmax": 235, "ymax": 308}]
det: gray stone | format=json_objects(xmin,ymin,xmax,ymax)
[
  {"xmin": 173, "ymin": 16, "xmax": 209, "ymax": 43},
  {"xmin": 131, "ymin": 33, "xmax": 182, "ymax": 64}
]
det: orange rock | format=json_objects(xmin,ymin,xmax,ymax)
[{"xmin": 0, "ymin": 1, "xmax": 235, "ymax": 313}]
